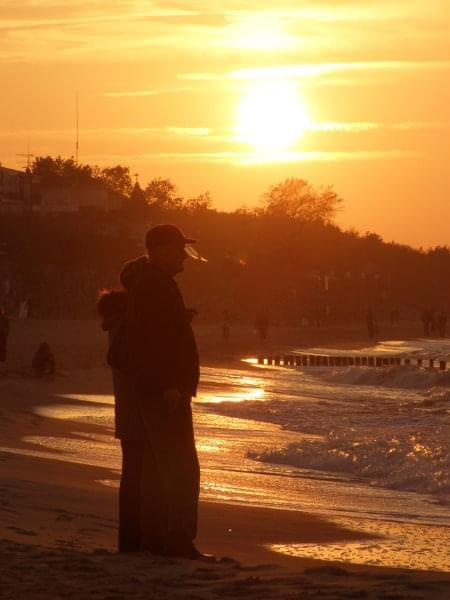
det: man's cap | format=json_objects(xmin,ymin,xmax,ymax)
[{"xmin": 145, "ymin": 224, "xmax": 196, "ymax": 250}]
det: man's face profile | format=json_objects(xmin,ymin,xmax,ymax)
[{"xmin": 152, "ymin": 243, "xmax": 187, "ymax": 274}]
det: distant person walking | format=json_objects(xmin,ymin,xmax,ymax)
[
  {"xmin": 32, "ymin": 342, "xmax": 55, "ymax": 377},
  {"xmin": 18, "ymin": 298, "xmax": 29, "ymax": 319},
  {"xmin": 254, "ymin": 313, "xmax": 269, "ymax": 341},
  {"xmin": 421, "ymin": 308, "xmax": 432, "ymax": 337},
  {"xmin": 437, "ymin": 310, "xmax": 447, "ymax": 338},
  {"xmin": 116, "ymin": 225, "xmax": 207, "ymax": 559},
  {"xmin": 389, "ymin": 307, "xmax": 400, "ymax": 325},
  {"xmin": 0, "ymin": 307, "xmax": 9, "ymax": 370},
  {"xmin": 366, "ymin": 309, "xmax": 378, "ymax": 340},
  {"xmin": 222, "ymin": 310, "xmax": 231, "ymax": 340}
]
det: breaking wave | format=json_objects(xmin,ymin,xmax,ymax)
[
  {"xmin": 248, "ymin": 430, "xmax": 450, "ymax": 502},
  {"xmin": 205, "ymin": 366, "xmax": 450, "ymax": 504},
  {"xmin": 317, "ymin": 365, "xmax": 450, "ymax": 390}
]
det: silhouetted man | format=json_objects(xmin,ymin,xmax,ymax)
[{"xmin": 124, "ymin": 225, "xmax": 204, "ymax": 559}]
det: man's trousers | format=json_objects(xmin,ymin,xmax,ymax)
[{"xmin": 119, "ymin": 400, "xmax": 200, "ymax": 552}]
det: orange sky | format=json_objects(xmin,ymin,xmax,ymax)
[{"xmin": 1, "ymin": 1, "xmax": 449, "ymax": 248}]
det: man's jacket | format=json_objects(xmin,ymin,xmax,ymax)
[{"xmin": 121, "ymin": 260, "xmax": 199, "ymax": 397}]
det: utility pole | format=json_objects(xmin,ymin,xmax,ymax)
[{"xmin": 16, "ymin": 137, "xmax": 35, "ymax": 213}]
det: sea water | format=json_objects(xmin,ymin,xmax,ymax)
[{"xmin": 8, "ymin": 338, "xmax": 450, "ymax": 571}]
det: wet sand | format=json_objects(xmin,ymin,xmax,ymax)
[
  {"xmin": 2, "ymin": 453, "xmax": 450, "ymax": 599},
  {"xmin": 0, "ymin": 367, "xmax": 372, "ymax": 569},
  {"xmin": 1, "ymin": 320, "xmax": 449, "ymax": 598}
]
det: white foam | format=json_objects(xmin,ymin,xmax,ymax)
[
  {"xmin": 204, "ymin": 356, "xmax": 450, "ymax": 504},
  {"xmin": 319, "ymin": 365, "xmax": 450, "ymax": 390},
  {"xmin": 249, "ymin": 430, "xmax": 450, "ymax": 502},
  {"xmin": 304, "ymin": 338, "xmax": 450, "ymax": 359}
]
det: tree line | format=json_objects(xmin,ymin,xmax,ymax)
[{"xmin": 0, "ymin": 156, "xmax": 447, "ymax": 322}]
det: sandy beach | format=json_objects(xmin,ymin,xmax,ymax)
[{"xmin": 1, "ymin": 319, "xmax": 449, "ymax": 598}]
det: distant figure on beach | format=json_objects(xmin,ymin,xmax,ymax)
[
  {"xmin": 421, "ymin": 308, "xmax": 433, "ymax": 337},
  {"xmin": 430, "ymin": 308, "xmax": 437, "ymax": 336},
  {"xmin": 222, "ymin": 310, "xmax": 231, "ymax": 340},
  {"xmin": 389, "ymin": 307, "xmax": 400, "ymax": 325},
  {"xmin": 366, "ymin": 309, "xmax": 378, "ymax": 340},
  {"xmin": 437, "ymin": 310, "xmax": 447, "ymax": 338},
  {"xmin": 112, "ymin": 225, "xmax": 207, "ymax": 559},
  {"xmin": 254, "ymin": 313, "xmax": 269, "ymax": 341},
  {"xmin": 32, "ymin": 342, "xmax": 55, "ymax": 377},
  {"xmin": 0, "ymin": 307, "xmax": 9, "ymax": 369},
  {"xmin": 18, "ymin": 298, "xmax": 29, "ymax": 319}
]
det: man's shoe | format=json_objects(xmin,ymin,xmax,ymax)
[{"xmin": 164, "ymin": 538, "xmax": 215, "ymax": 561}]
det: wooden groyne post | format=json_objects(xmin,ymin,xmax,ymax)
[{"xmin": 256, "ymin": 354, "xmax": 448, "ymax": 370}]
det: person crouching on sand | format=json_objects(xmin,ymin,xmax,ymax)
[{"xmin": 32, "ymin": 342, "xmax": 55, "ymax": 377}]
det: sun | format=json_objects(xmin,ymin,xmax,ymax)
[{"xmin": 235, "ymin": 80, "xmax": 311, "ymax": 154}]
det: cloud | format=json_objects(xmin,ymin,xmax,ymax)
[
  {"xmin": 310, "ymin": 122, "xmax": 381, "ymax": 132},
  {"xmin": 103, "ymin": 87, "xmax": 195, "ymax": 98},
  {"xmin": 77, "ymin": 149, "xmax": 422, "ymax": 166},
  {"xmin": 164, "ymin": 126, "xmax": 211, "ymax": 136},
  {"xmin": 392, "ymin": 121, "xmax": 450, "ymax": 130},
  {"xmin": 0, "ymin": 125, "xmax": 212, "ymax": 137},
  {"xmin": 2, "ymin": 2, "xmax": 448, "ymax": 63},
  {"xmin": 309, "ymin": 121, "xmax": 450, "ymax": 132},
  {"xmin": 179, "ymin": 60, "xmax": 450, "ymax": 82},
  {"xmin": 1, "ymin": 121, "xmax": 448, "ymax": 145}
]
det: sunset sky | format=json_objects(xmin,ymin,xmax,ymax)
[{"xmin": 1, "ymin": 1, "xmax": 449, "ymax": 248}]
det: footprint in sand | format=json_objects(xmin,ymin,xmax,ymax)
[
  {"xmin": 7, "ymin": 526, "xmax": 37, "ymax": 536},
  {"xmin": 55, "ymin": 513, "xmax": 73, "ymax": 521}
]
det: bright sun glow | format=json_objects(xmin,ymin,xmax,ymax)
[
  {"xmin": 235, "ymin": 80, "xmax": 311, "ymax": 154},
  {"xmin": 224, "ymin": 18, "xmax": 298, "ymax": 50}
]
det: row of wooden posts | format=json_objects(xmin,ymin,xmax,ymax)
[{"xmin": 257, "ymin": 354, "xmax": 449, "ymax": 371}]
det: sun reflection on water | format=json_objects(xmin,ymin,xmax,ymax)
[{"xmin": 199, "ymin": 386, "xmax": 265, "ymax": 403}]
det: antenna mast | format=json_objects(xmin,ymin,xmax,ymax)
[
  {"xmin": 75, "ymin": 91, "xmax": 79, "ymax": 164},
  {"xmin": 16, "ymin": 137, "xmax": 34, "ymax": 171}
]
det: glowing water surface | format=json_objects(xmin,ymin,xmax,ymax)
[{"xmin": 3, "ymin": 339, "xmax": 449, "ymax": 571}]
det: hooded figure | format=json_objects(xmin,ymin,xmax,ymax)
[
  {"xmin": 98, "ymin": 255, "xmax": 163, "ymax": 553},
  {"xmin": 98, "ymin": 286, "xmax": 145, "ymax": 441}
]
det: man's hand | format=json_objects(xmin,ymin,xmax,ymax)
[{"xmin": 163, "ymin": 388, "xmax": 183, "ymax": 412}]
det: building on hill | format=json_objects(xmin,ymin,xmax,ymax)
[
  {"xmin": 37, "ymin": 182, "xmax": 124, "ymax": 213},
  {"xmin": 0, "ymin": 166, "xmax": 35, "ymax": 213},
  {"xmin": 0, "ymin": 165, "xmax": 124, "ymax": 214}
]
